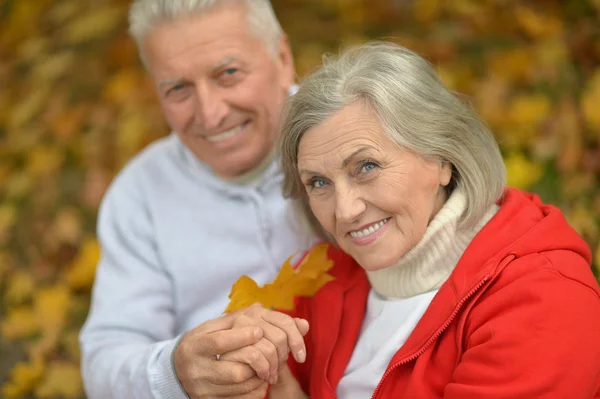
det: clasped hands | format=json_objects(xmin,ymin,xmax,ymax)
[{"xmin": 173, "ymin": 303, "xmax": 308, "ymax": 398}]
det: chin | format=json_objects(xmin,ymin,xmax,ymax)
[{"xmin": 353, "ymin": 253, "xmax": 397, "ymax": 272}]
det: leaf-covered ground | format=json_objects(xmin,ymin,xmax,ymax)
[{"xmin": 1, "ymin": 0, "xmax": 599, "ymax": 397}]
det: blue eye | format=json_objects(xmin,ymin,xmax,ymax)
[
  {"xmin": 224, "ymin": 68, "xmax": 238, "ymax": 75},
  {"xmin": 170, "ymin": 83, "xmax": 185, "ymax": 92},
  {"xmin": 361, "ymin": 161, "xmax": 378, "ymax": 173},
  {"xmin": 311, "ymin": 178, "xmax": 327, "ymax": 189}
]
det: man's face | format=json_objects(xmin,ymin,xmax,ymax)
[{"xmin": 143, "ymin": 3, "xmax": 294, "ymax": 178}]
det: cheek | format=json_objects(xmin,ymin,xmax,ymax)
[
  {"xmin": 309, "ymin": 196, "xmax": 335, "ymax": 232},
  {"xmin": 246, "ymin": 75, "xmax": 286, "ymax": 116},
  {"xmin": 162, "ymin": 102, "xmax": 195, "ymax": 132}
]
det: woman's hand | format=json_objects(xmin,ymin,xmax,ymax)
[
  {"xmin": 220, "ymin": 303, "xmax": 309, "ymax": 385},
  {"xmin": 268, "ymin": 365, "xmax": 308, "ymax": 399}
]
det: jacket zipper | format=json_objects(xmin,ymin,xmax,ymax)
[{"xmin": 370, "ymin": 274, "xmax": 492, "ymax": 399}]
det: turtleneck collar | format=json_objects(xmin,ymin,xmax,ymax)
[{"xmin": 366, "ymin": 188, "xmax": 499, "ymax": 299}]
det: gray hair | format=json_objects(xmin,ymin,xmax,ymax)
[
  {"xmin": 129, "ymin": 0, "xmax": 283, "ymax": 62},
  {"xmin": 280, "ymin": 41, "xmax": 506, "ymax": 239}
]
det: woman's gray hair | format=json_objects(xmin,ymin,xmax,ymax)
[
  {"xmin": 129, "ymin": 0, "xmax": 283, "ymax": 62},
  {"xmin": 280, "ymin": 41, "xmax": 506, "ymax": 239}
]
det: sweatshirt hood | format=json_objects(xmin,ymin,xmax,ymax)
[{"xmin": 450, "ymin": 188, "xmax": 593, "ymax": 296}]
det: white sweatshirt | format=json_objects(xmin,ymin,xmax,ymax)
[{"xmin": 80, "ymin": 133, "xmax": 314, "ymax": 398}]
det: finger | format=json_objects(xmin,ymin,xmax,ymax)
[
  {"xmin": 219, "ymin": 344, "xmax": 271, "ymax": 381},
  {"xmin": 198, "ymin": 311, "xmax": 243, "ymax": 334},
  {"xmin": 294, "ymin": 318, "xmax": 310, "ymax": 336},
  {"xmin": 206, "ymin": 360, "xmax": 257, "ymax": 386},
  {"xmin": 191, "ymin": 375, "xmax": 265, "ymax": 398},
  {"xmin": 228, "ymin": 381, "xmax": 269, "ymax": 399},
  {"xmin": 194, "ymin": 326, "xmax": 263, "ymax": 356},
  {"xmin": 261, "ymin": 312, "xmax": 307, "ymax": 364},
  {"xmin": 254, "ymin": 319, "xmax": 290, "ymax": 371},
  {"xmin": 254, "ymin": 338, "xmax": 279, "ymax": 384}
]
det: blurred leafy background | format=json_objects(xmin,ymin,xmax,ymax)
[{"xmin": 0, "ymin": 0, "xmax": 599, "ymax": 397}]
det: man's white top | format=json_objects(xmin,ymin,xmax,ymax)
[{"xmin": 80, "ymin": 133, "xmax": 314, "ymax": 398}]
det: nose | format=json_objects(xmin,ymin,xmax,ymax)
[
  {"xmin": 194, "ymin": 82, "xmax": 228, "ymax": 131},
  {"xmin": 334, "ymin": 183, "xmax": 366, "ymax": 224}
]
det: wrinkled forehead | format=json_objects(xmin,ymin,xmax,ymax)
[
  {"xmin": 297, "ymin": 104, "xmax": 391, "ymax": 171},
  {"xmin": 141, "ymin": 5, "xmax": 268, "ymax": 73}
]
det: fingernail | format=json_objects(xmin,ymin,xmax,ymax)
[
  {"xmin": 296, "ymin": 349, "xmax": 306, "ymax": 363},
  {"xmin": 253, "ymin": 327, "xmax": 262, "ymax": 339}
]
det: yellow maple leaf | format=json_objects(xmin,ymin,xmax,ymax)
[
  {"xmin": 337, "ymin": 0, "xmax": 365, "ymax": 28},
  {"xmin": 34, "ymin": 284, "xmax": 71, "ymax": 335},
  {"xmin": 1, "ymin": 359, "xmax": 45, "ymax": 399},
  {"xmin": 66, "ymin": 237, "xmax": 101, "ymax": 291},
  {"xmin": 565, "ymin": 203, "xmax": 599, "ymax": 243},
  {"xmin": 225, "ymin": 244, "xmax": 335, "ymax": 313},
  {"xmin": 515, "ymin": 6, "xmax": 563, "ymax": 39},
  {"xmin": 4, "ymin": 172, "xmax": 34, "ymax": 199},
  {"xmin": 505, "ymin": 152, "xmax": 544, "ymax": 190},
  {"xmin": 0, "ymin": 204, "xmax": 18, "ymax": 244},
  {"xmin": 413, "ymin": 0, "xmax": 442, "ymax": 24},
  {"xmin": 447, "ymin": 0, "xmax": 484, "ymax": 18},
  {"xmin": 35, "ymin": 362, "xmax": 83, "ymax": 399},
  {"xmin": 474, "ymin": 76, "xmax": 509, "ymax": 128},
  {"xmin": 7, "ymin": 85, "xmax": 51, "ymax": 131},
  {"xmin": 487, "ymin": 48, "xmax": 534, "ymax": 83},
  {"xmin": 4, "ymin": 270, "xmax": 36, "ymax": 306},
  {"xmin": 117, "ymin": 108, "xmax": 152, "ymax": 166},
  {"xmin": 62, "ymin": 5, "xmax": 124, "ymax": 45},
  {"xmin": 1, "ymin": 307, "xmax": 39, "ymax": 340},
  {"xmin": 581, "ymin": 69, "xmax": 600, "ymax": 132},
  {"xmin": 26, "ymin": 145, "xmax": 66, "ymax": 178},
  {"xmin": 508, "ymin": 93, "xmax": 552, "ymax": 127}
]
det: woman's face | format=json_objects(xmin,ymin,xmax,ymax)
[{"xmin": 297, "ymin": 102, "xmax": 452, "ymax": 271}]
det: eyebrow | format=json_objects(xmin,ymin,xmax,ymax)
[
  {"xmin": 157, "ymin": 77, "xmax": 184, "ymax": 89},
  {"xmin": 156, "ymin": 56, "xmax": 240, "ymax": 89},
  {"xmin": 211, "ymin": 56, "xmax": 239, "ymax": 71},
  {"xmin": 298, "ymin": 146, "xmax": 376, "ymax": 177},
  {"xmin": 342, "ymin": 146, "xmax": 375, "ymax": 167}
]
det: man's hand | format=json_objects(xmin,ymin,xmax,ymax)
[
  {"xmin": 173, "ymin": 312, "xmax": 268, "ymax": 398},
  {"xmin": 268, "ymin": 365, "xmax": 308, "ymax": 399},
  {"xmin": 220, "ymin": 304, "xmax": 309, "ymax": 385}
]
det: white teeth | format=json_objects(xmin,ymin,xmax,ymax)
[
  {"xmin": 206, "ymin": 125, "xmax": 243, "ymax": 142},
  {"xmin": 349, "ymin": 219, "xmax": 389, "ymax": 238}
]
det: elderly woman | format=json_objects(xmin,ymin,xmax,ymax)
[{"xmin": 264, "ymin": 42, "xmax": 600, "ymax": 398}]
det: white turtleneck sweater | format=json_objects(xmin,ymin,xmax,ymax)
[{"xmin": 336, "ymin": 188, "xmax": 499, "ymax": 399}]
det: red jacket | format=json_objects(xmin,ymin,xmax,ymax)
[{"xmin": 289, "ymin": 188, "xmax": 600, "ymax": 398}]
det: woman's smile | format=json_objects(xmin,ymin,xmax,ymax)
[{"xmin": 347, "ymin": 217, "xmax": 391, "ymax": 246}]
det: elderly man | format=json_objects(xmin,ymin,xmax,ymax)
[{"xmin": 79, "ymin": 1, "xmax": 313, "ymax": 398}]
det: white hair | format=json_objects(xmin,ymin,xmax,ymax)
[
  {"xmin": 281, "ymin": 41, "xmax": 506, "ymax": 238},
  {"xmin": 128, "ymin": 0, "xmax": 283, "ymax": 61}
]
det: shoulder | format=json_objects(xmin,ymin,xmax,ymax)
[
  {"xmin": 101, "ymin": 135, "xmax": 181, "ymax": 204},
  {"xmin": 487, "ymin": 250, "xmax": 599, "ymax": 305},
  {"xmin": 469, "ymin": 252, "xmax": 600, "ymax": 335},
  {"xmin": 115, "ymin": 134, "xmax": 180, "ymax": 188}
]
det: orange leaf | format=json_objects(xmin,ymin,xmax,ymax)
[{"xmin": 224, "ymin": 243, "xmax": 335, "ymax": 313}]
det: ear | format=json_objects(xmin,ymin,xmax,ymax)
[
  {"xmin": 275, "ymin": 34, "xmax": 295, "ymax": 89},
  {"xmin": 440, "ymin": 160, "xmax": 452, "ymax": 187}
]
